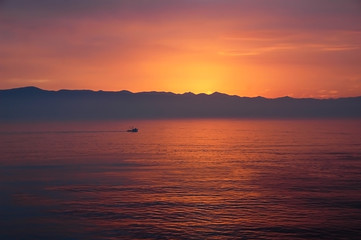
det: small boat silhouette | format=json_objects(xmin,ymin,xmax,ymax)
[{"xmin": 127, "ymin": 127, "xmax": 138, "ymax": 132}]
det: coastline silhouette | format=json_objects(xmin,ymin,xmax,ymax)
[{"xmin": 1, "ymin": 86, "xmax": 360, "ymax": 121}]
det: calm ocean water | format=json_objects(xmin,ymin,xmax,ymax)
[{"xmin": 1, "ymin": 119, "xmax": 361, "ymax": 240}]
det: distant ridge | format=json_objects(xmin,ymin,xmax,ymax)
[{"xmin": 1, "ymin": 86, "xmax": 361, "ymax": 121}]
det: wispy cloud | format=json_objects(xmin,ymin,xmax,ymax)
[
  {"xmin": 317, "ymin": 45, "xmax": 360, "ymax": 51},
  {"xmin": 219, "ymin": 30, "xmax": 361, "ymax": 57},
  {"xmin": 218, "ymin": 45, "xmax": 297, "ymax": 56},
  {"xmin": 7, "ymin": 78, "xmax": 51, "ymax": 84}
]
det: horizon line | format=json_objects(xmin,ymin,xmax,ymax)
[{"xmin": 2, "ymin": 85, "xmax": 361, "ymax": 100}]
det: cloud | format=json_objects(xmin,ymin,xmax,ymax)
[
  {"xmin": 21, "ymin": 79, "xmax": 50, "ymax": 83},
  {"xmin": 218, "ymin": 44, "xmax": 297, "ymax": 56},
  {"xmin": 218, "ymin": 29, "xmax": 361, "ymax": 59},
  {"xmin": 218, "ymin": 43, "xmax": 360, "ymax": 57}
]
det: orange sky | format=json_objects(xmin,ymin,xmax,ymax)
[{"xmin": 1, "ymin": 0, "xmax": 361, "ymax": 98}]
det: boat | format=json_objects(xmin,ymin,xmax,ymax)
[{"xmin": 127, "ymin": 127, "xmax": 138, "ymax": 132}]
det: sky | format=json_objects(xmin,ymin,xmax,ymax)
[{"xmin": 1, "ymin": 0, "xmax": 361, "ymax": 98}]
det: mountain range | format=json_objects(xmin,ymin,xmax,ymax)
[{"xmin": 1, "ymin": 86, "xmax": 360, "ymax": 121}]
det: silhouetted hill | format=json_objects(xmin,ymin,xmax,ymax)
[{"xmin": 1, "ymin": 86, "xmax": 361, "ymax": 121}]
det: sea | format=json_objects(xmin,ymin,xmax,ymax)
[{"xmin": 1, "ymin": 119, "xmax": 361, "ymax": 240}]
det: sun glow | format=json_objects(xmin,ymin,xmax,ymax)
[
  {"xmin": 140, "ymin": 57, "xmax": 229, "ymax": 94},
  {"xmin": 176, "ymin": 62, "xmax": 226, "ymax": 94}
]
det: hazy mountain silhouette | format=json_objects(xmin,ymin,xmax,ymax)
[{"xmin": 1, "ymin": 86, "xmax": 360, "ymax": 121}]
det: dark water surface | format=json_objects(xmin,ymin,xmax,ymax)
[{"xmin": 1, "ymin": 119, "xmax": 361, "ymax": 239}]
